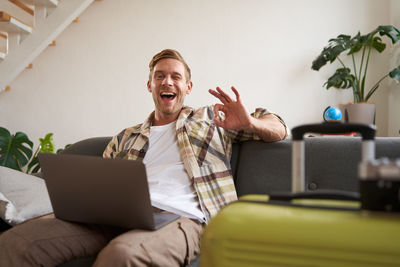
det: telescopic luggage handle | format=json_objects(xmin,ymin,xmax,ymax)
[
  {"xmin": 291, "ymin": 122, "xmax": 376, "ymax": 193},
  {"xmin": 291, "ymin": 122, "xmax": 376, "ymax": 141}
]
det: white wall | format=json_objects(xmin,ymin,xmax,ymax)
[
  {"xmin": 389, "ymin": 0, "xmax": 400, "ymax": 137},
  {"xmin": 0, "ymin": 0, "xmax": 398, "ymax": 150}
]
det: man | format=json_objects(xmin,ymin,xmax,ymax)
[
  {"xmin": 0, "ymin": 49, "xmax": 286, "ymax": 267},
  {"xmin": 94, "ymin": 49, "xmax": 286, "ymax": 266}
]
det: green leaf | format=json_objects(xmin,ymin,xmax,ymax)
[
  {"xmin": 57, "ymin": 144, "xmax": 71, "ymax": 154},
  {"xmin": 31, "ymin": 164, "xmax": 41, "ymax": 174},
  {"xmin": 324, "ymin": 68, "xmax": 356, "ymax": 89},
  {"xmin": 348, "ymin": 32, "xmax": 364, "ymax": 54},
  {"xmin": 0, "ymin": 127, "xmax": 33, "ymax": 171},
  {"xmin": 311, "ymin": 54, "xmax": 327, "ymax": 70},
  {"xmin": 312, "ymin": 34, "xmax": 352, "ymax": 70},
  {"xmin": 371, "ymin": 36, "xmax": 386, "ymax": 53},
  {"xmin": 27, "ymin": 156, "xmax": 40, "ymax": 174},
  {"xmin": 389, "ymin": 65, "xmax": 400, "ymax": 82},
  {"xmin": 0, "ymin": 127, "xmax": 11, "ymax": 148},
  {"xmin": 377, "ymin": 25, "xmax": 400, "ymax": 44},
  {"xmin": 13, "ymin": 148, "xmax": 29, "ymax": 167},
  {"xmin": 39, "ymin": 133, "xmax": 55, "ymax": 153},
  {"xmin": 348, "ymin": 42, "xmax": 363, "ymax": 54}
]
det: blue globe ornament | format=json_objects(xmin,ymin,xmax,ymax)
[{"xmin": 323, "ymin": 106, "xmax": 342, "ymax": 122}]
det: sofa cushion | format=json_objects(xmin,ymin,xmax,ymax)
[
  {"xmin": 234, "ymin": 139, "xmax": 292, "ymax": 196},
  {"xmin": 62, "ymin": 137, "xmax": 112, "ymax": 157},
  {"xmin": 0, "ymin": 166, "xmax": 52, "ymax": 226}
]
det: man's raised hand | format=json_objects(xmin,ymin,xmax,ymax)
[{"xmin": 208, "ymin": 86, "xmax": 252, "ymax": 130}]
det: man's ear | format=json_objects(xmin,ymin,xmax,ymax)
[
  {"xmin": 186, "ymin": 81, "xmax": 193, "ymax": 95},
  {"xmin": 147, "ymin": 80, "xmax": 152, "ymax": 93}
]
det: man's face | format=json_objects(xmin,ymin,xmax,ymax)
[{"xmin": 147, "ymin": 58, "xmax": 192, "ymax": 120}]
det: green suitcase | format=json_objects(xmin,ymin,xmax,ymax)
[
  {"xmin": 200, "ymin": 123, "xmax": 400, "ymax": 267},
  {"xmin": 201, "ymin": 194, "xmax": 400, "ymax": 266}
]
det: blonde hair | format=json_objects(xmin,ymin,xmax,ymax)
[{"xmin": 148, "ymin": 49, "xmax": 191, "ymax": 81}]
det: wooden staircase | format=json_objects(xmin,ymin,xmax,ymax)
[{"xmin": 0, "ymin": 0, "xmax": 95, "ymax": 92}]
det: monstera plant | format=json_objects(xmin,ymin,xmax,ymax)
[
  {"xmin": 0, "ymin": 127, "xmax": 55, "ymax": 174},
  {"xmin": 0, "ymin": 127, "xmax": 33, "ymax": 171},
  {"xmin": 312, "ymin": 25, "xmax": 400, "ymax": 103}
]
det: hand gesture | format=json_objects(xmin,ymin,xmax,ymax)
[{"xmin": 208, "ymin": 86, "xmax": 252, "ymax": 130}]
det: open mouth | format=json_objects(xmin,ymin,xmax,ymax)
[{"xmin": 160, "ymin": 92, "xmax": 176, "ymax": 100}]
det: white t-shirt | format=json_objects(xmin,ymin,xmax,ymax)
[{"xmin": 143, "ymin": 121, "xmax": 205, "ymax": 222}]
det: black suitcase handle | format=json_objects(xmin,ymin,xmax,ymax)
[
  {"xmin": 269, "ymin": 190, "xmax": 360, "ymax": 201},
  {"xmin": 291, "ymin": 122, "xmax": 376, "ymax": 141},
  {"xmin": 290, "ymin": 122, "xmax": 376, "ymax": 193}
]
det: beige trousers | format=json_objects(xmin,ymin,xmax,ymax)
[{"xmin": 0, "ymin": 214, "xmax": 202, "ymax": 267}]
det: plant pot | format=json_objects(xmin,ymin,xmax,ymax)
[{"xmin": 339, "ymin": 103, "xmax": 376, "ymax": 125}]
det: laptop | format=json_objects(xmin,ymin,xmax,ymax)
[{"xmin": 38, "ymin": 153, "xmax": 180, "ymax": 230}]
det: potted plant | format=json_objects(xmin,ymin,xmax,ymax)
[
  {"xmin": 312, "ymin": 25, "xmax": 400, "ymax": 124},
  {"xmin": 0, "ymin": 127, "xmax": 60, "ymax": 174}
]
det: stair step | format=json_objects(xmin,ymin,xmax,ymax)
[
  {"xmin": 0, "ymin": 11, "xmax": 33, "ymax": 33},
  {"xmin": 8, "ymin": 0, "xmax": 35, "ymax": 16},
  {"xmin": 0, "ymin": 32, "xmax": 6, "ymax": 60},
  {"xmin": 18, "ymin": 0, "xmax": 59, "ymax": 8}
]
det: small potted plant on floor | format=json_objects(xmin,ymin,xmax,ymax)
[{"xmin": 312, "ymin": 25, "xmax": 400, "ymax": 124}]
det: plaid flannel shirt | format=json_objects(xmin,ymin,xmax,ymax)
[{"xmin": 103, "ymin": 105, "xmax": 286, "ymax": 223}]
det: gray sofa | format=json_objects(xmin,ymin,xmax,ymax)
[{"xmin": 1, "ymin": 136, "xmax": 400, "ymax": 266}]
